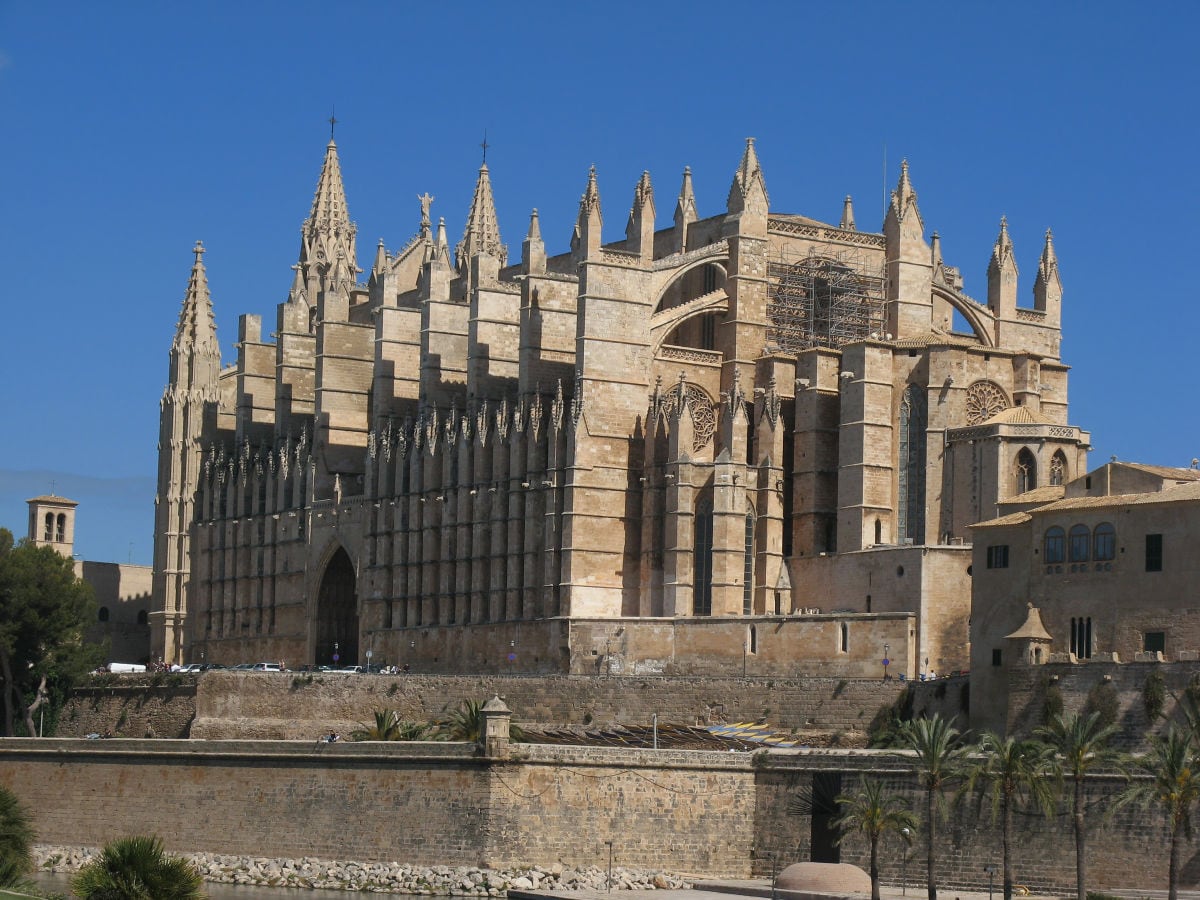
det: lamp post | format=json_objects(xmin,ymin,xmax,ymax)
[
  {"xmin": 333, "ymin": 641, "xmax": 339, "ymax": 666},
  {"xmin": 883, "ymin": 642, "xmax": 890, "ymax": 681},
  {"xmin": 900, "ymin": 827, "xmax": 910, "ymax": 895},
  {"xmin": 605, "ymin": 841, "xmax": 613, "ymax": 893},
  {"xmin": 984, "ymin": 865, "xmax": 997, "ymax": 900}
]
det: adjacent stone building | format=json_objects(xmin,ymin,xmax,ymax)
[
  {"xmin": 970, "ymin": 461, "xmax": 1200, "ymax": 732},
  {"xmin": 151, "ymin": 135, "xmax": 1088, "ymax": 677},
  {"xmin": 26, "ymin": 495, "xmax": 153, "ymax": 664}
]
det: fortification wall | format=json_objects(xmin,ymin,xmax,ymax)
[
  {"xmin": 0, "ymin": 738, "xmax": 1184, "ymax": 891},
  {"xmin": 188, "ymin": 671, "xmax": 907, "ymax": 740}
]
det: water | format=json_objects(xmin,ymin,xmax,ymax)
[{"xmin": 33, "ymin": 871, "xmax": 390, "ymax": 898}]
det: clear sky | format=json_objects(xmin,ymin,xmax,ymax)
[{"xmin": 1, "ymin": 1, "xmax": 1197, "ymax": 565}]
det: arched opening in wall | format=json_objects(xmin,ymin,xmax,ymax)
[
  {"xmin": 1015, "ymin": 448, "xmax": 1037, "ymax": 494},
  {"xmin": 748, "ymin": 625, "xmax": 758, "ymax": 654},
  {"xmin": 874, "ymin": 518, "xmax": 882, "ymax": 546},
  {"xmin": 693, "ymin": 495, "xmax": 714, "ymax": 616},
  {"xmin": 98, "ymin": 607, "xmax": 109, "ymax": 623},
  {"xmin": 1050, "ymin": 450, "xmax": 1067, "ymax": 486},
  {"xmin": 655, "ymin": 262, "xmax": 727, "ymax": 315},
  {"xmin": 663, "ymin": 312, "xmax": 721, "ymax": 351},
  {"xmin": 136, "ymin": 610, "xmax": 148, "ymax": 626},
  {"xmin": 839, "ymin": 621, "xmax": 849, "ymax": 653},
  {"xmin": 43, "ymin": 512, "xmax": 53, "ymax": 541},
  {"xmin": 56, "ymin": 513, "xmax": 66, "ymax": 542},
  {"xmin": 742, "ymin": 511, "xmax": 755, "ymax": 615},
  {"xmin": 316, "ymin": 547, "xmax": 359, "ymax": 666}
]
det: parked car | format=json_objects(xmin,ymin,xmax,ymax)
[{"xmin": 250, "ymin": 662, "xmax": 282, "ymax": 672}]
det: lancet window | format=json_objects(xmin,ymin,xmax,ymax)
[{"xmin": 898, "ymin": 384, "xmax": 927, "ymax": 543}]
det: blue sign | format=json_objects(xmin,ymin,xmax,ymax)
[
  {"xmin": 882, "ymin": 658, "xmax": 890, "ymax": 667},
  {"xmin": 333, "ymin": 653, "xmax": 340, "ymax": 663}
]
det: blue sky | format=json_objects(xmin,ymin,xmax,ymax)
[{"xmin": 1, "ymin": 1, "xmax": 1197, "ymax": 565}]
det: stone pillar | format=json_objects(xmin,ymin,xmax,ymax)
[{"xmin": 480, "ymin": 695, "xmax": 512, "ymax": 758}]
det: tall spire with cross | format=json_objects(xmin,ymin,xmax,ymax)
[
  {"xmin": 300, "ymin": 121, "xmax": 357, "ymax": 288},
  {"xmin": 455, "ymin": 136, "xmax": 506, "ymax": 273}
]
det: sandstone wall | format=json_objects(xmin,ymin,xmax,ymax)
[{"xmin": 0, "ymin": 738, "xmax": 1187, "ymax": 891}]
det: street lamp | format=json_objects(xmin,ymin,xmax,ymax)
[
  {"xmin": 900, "ymin": 827, "xmax": 910, "ymax": 895},
  {"xmin": 333, "ymin": 641, "xmax": 339, "ymax": 666},
  {"xmin": 883, "ymin": 642, "xmax": 890, "ymax": 681},
  {"xmin": 984, "ymin": 865, "xmax": 997, "ymax": 900}
]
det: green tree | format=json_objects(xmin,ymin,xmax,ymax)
[
  {"xmin": 0, "ymin": 786, "xmax": 35, "ymax": 889},
  {"xmin": 1115, "ymin": 725, "xmax": 1200, "ymax": 900},
  {"xmin": 831, "ymin": 778, "xmax": 918, "ymax": 900},
  {"xmin": 351, "ymin": 709, "xmax": 431, "ymax": 741},
  {"xmin": 1036, "ymin": 711, "xmax": 1121, "ymax": 900},
  {"xmin": 896, "ymin": 715, "xmax": 969, "ymax": 900},
  {"xmin": 72, "ymin": 835, "xmax": 205, "ymax": 900},
  {"xmin": 964, "ymin": 733, "xmax": 1056, "ymax": 900},
  {"xmin": 0, "ymin": 529, "xmax": 102, "ymax": 736}
]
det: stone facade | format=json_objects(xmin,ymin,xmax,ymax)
[
  {"xmin": 970, "ymin": 462, "xmax": 1200, "ymax": 733},
  {"xmin": 151, "ymin": 136, "xmax": 1088, "ymax": 677}
]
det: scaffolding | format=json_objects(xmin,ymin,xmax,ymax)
[{"xmin": 766, "ymin": 248, "xmax": 886, "ymax": 352}]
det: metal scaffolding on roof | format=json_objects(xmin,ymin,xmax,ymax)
[{"xmin": 766, "ymin": 247, "xmax": 886, "ymax": 352}]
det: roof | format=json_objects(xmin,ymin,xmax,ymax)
[
  {"xmin": 1001, "ymin": 486, "xmax": 1065, "ymax": 505},
  {"xmin": 981, "ymin": 406, "xmax": 1058, "ymax": 426},
  {"xmin": 973, "ymin": 479, "xmax": 1200, "ymax": 528},
  {"xmin": 1115, "ymin": 461, "xmax": 1200, "ymax": 482},
  {"xmin": 26, "ymin": 495, "xmax": 78, "ymax": 506},
  {"xmin": 1006, "ymin": 604, "xmax": 1053, "ymax": 642}
]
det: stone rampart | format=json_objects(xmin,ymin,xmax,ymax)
[{"xmin": 0, "ymin": 737, "xmax": 1186, "ymax": 892}]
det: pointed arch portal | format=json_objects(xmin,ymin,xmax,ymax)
[{"xmin": 316, "ymin": 547, "xmax": 359, "ymax": 666}]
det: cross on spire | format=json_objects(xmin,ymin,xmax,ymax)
[
  {"xmin": 481, "ymin": 131, "xmax": 489, "ymax": 165},
  {"xmin": 329, "ymin": 110, "xmax": 337, "ymax": 139}
]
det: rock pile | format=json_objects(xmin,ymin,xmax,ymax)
[{"xmin": 34, "ymin": 846, "xmax": 691, "ymax": 894}]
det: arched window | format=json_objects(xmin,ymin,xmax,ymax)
[
  {"xmin": 874, "ymin": 518, "xmax": 883, "ymax": 545},
  {"xmin": 1015, "ymin": 448, "xmax": 1037, "ymax": 494},
  {"xmin": 1044, "ymin": 526, "xmax": 1066, "ymax": 564},
  {"xmin": 898, "ymin": 384, "xmax": 927, "ymax": 542},
  {"xmin": 56, "ymin": 513, "xmax": 66, "ymax": 542},
  {"xmin": 1069, "ymin": 524, "xmax": 1090, "ymax": 562},
  {"xmin": 136, "ymin": 609, "xmax": 148, "ymax": 625},
  {"xmin": 748, "ymin": 625, "xmax": 758, "ymax": 654},
  {"xmin": 1049, "ymin": 451, "xmax": 1067, "ymax": 486},
  {"xmin": 693, "ymin": 497, "xmax": 714, "ymax": 616},
  {"xmin": 1093, "ymin": 523, "xmax": 1116, "ymax": 561},
  {"xmin": 742, "ymin": 512, "xmax": 755, "ymax": 615},
  {"xmin": 839, "ymin": 622, "xmax": 849, "ymax": 653},
  {"xmin": 43, "ymin": 512, "xmax": 53, "ymax": 541},
  {"xmin": 97, "ymin": 607, "xmax": 110, "ymax": 623},
  {"xmin": 1070, "ymin": 617, "xmax": 1093, "ymax": 658}
]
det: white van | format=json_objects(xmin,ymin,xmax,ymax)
[{"xmin": 107, "ymin": 662, "xmax": 147, "ymax": 674}]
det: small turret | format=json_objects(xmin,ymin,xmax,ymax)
[
  {"xmin": 726, "ymin": 138, "xmax": 769, "ymax": 219},
  {"xmin": 300, "ymin": 138, "xmax": 357, "ymax": 289},
  {"xmin": 673, "ymin": 166, "xmax": 697, "ymax": 253},
  {"xmin": 987, "ymin": 216, "xmax": 1019, "ymax": 317},
  {"xmin": 882, "ymin": 161, "xmax": 932, "ymax": 338},
  {"xmin": 839, "ymin": 195, "xmax": 856, "ymax": 231},
  {"xmin": 1033, "ymin": 228, "xmax": 1062, "ymax": 314},
  {"xmin": 280, "ymin": 263, "xmax": 310, "ymax": 333},
  {"xmin": 571, "ymin": 166, "xmax": 603, "ymax": 261},
  {"xmin": 170, "ymin": 241, "xmax": 221, "ymax": 376},
  {"xmin": 522, "ymin": 208, "xmax": 545, "ymax": 275},
  {"xmin": 626, "ymin": 170, "xmax": 655, "ymax": 262}
]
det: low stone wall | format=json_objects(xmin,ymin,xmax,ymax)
[
  {"xmin": 189, "ymin": 670, "xmax": 907, "ymax": 740},
  {"xmin": 57, "ymin": 679, "xmax": 196, "ymax": 738}
]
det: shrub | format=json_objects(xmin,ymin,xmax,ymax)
[
  {"xmin": 1144, "ymin": 671, "xmax": 1167, "ymax": 722},
  {"xmin": 0, "ymin": 787, "xmax": 35, "ymax": 889},
  {"xmin": 1083, "ymin": 680, "xmax": 1119, "ymax": 731}
]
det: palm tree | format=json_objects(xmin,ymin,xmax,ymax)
[
  {"xmin": 964, "ymin": 733, "xmax": 1056, "ymax": 900},
  {"xmin": 897, "ymin": 714, "xmax": 969, "ymax": 900},
  {"xmin": 437, "ymin": 699, "xmax": 524, "ymax": 742},
  {"xmin": 351, "ymin": 709, "xmax": 431, "ymax": 741},
  {"xmin": 832, "ymin": 778, "xmax": 919, "ymax": 900},
  {"xmin": 72, "ymin": 834, "xmax": 205, "ymax": 900},
  {"xmin": 1036, "ymin": 711, "xmax": 1121, "ymax": 900},
  {"xmin": 0, "ymin": 786, "xmax": 35, "ymax": 889},
  {"xmin": 1115, "ymin": 725, "xmax": 1200, "ymax": 900}
]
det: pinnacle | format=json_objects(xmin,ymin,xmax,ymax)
[
  {"xmin": 174, "ymin": 241, "xmax": 218, "ymax": 354},
  {"xmin": 456, "ymin": 159, "xmax": 506, "ymax": 269},
  {"xmin": 840, "ymin": 195, "xmax": 856, "ymax": 231},
  {"xmin": 308, "ymin": 140, "xmax": 351, "ymax": 232},
  {"xmin": 526, "ymin": 208, "xmax": 542, "ymax": 242}
]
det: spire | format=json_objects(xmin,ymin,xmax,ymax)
[
  {"xmin": 572, "ymin": 166, "xmax": 603, "ymax": 260},
  {"xmin": 372, "ymin": 238, "xmax": 388, "ymax": 276},
  {"xmin": 300, "ymin": 136, "xmax": 357, "ymax": 284},
  {"xmin": 1033, "ymin": 228, "xmax": 1062, "ymax": 313},
  {"xmin": 674, "ymin": 167, "xmax": 697, "ymax": 227},
  {"xmin": 888, "ymin": 159, "xmax": 921, "ymax": 228},
  {"xmin": 522, "ymin": 208, "xmax": 545, "ymax": 274},
  {"xmin": 432, "ymin": 217, "xmax": 451, "ymax": 265},
  {"xmin": 727, "ymin": 137, "xmax": 769, "ymax": 213},
  {"xmin": 455, "ymin": 162, "xmax": 507, "ymax": 272},
  {"xmin": 172, "ymin": 241, "xmax": 219, "ymax": 355},
  {"xmin": 839, "ymin": 194, "xmax": 856, "ymax": 231},
  {"xmin": 930, "ymin": 231, "xmax": 942, "ymax": 267},
  {"xmin": 987, "ymin": 216, "xmax": 1019, "ymax": 315},
  {"xmin": 626, "ymin": 170, "xmax": 655, "ymax": 260}
]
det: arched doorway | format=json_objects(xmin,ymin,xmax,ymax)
[{"xmin": 316, "ymin": 547, "xmax": 359, "ymax": 666}]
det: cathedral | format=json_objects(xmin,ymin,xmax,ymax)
[{"xmin": 150, "ymin": 135, "xmax": 1089, "ymax": 678}]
